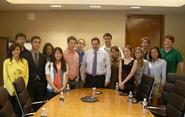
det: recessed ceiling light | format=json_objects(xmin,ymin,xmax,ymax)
[
  {"xmin": 50, "ymin": 4, "xmax": 62, "ymax": 8},
  {"xmin": 130, "ymin": 6, "xmax": 141, "ymax": 9},
  {"xmin": 89, "ymin": 5, "xmax": 102, "ymax": 8}
]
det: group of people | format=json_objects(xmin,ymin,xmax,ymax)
[{"xmin": 3, "ymin": 32, "xmax": 184, "ymax": 116}]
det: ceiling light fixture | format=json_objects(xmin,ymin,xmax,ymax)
[
  {"xmin": 50, "ymin": 4, "xmax": 62, "ymax": 8},
  {"xmin": 89, "ymin": 5, "xmax": 102, "ymax": 8},
  {"xmin": 130, "ymin": 6, "xmax": 141, "ymax": 9}
]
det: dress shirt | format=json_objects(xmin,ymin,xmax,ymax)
[
  {"xmin": 31, "ymin": 51, "xmax": 39, "ymax": 64},
  {"xmin": 75, "ymin": 48, "xmax": 85, "ymax": 65},
  {"xmin": 3, "ymin": 58, "xmax": 29, "ymax": 95},
  {"xmin": 63, "ymin": 49, "xmax": 79, "ymax": 80},
  {"xmin": 148, "ymin": 58, "xmax": 167, "ymax": 85},
  {"xmin": 81, "ymin": 49, "xmax": 111, "ymax": 82}
]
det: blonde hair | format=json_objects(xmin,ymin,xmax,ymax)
[
  {"xmin": 111, "ymin": 46, "xmax": 119, "ymax": 52},
  {"xmin": 123, "ymin": 45, "xmax": 133, "ymax": 57},
  {"xmin": 141, "ymin": 37, "xmax": 150, "ymax": 44},
  {"xmin": 134, "ymin": 47, "xmax": 144, "ymax": 69}
]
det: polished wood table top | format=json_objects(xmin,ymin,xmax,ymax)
[{"xmin": 33, "ymin": 88, "xmax": 154, "ymax": 117}]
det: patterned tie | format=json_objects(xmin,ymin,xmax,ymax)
[
  {"xmin": 92, "ymin": 51, "xmax": 97, "ymax": 76},
  {"xmin": 34, "ymin": 53, "xmax": 39, "ymax": 67}
]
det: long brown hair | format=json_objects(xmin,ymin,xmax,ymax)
[
  {"xmin": 7, "ymin": 43, "xmax": 22, "ymax": 61},
  {"xmin": 51, "ymin": 47, "xmax": 67, "ymax": 72},
  {"xmin": 42, "ymin": 42, "xmax": 54, "ymax": 58},
  {"xmin": 111, "ymin": 46, "xmax": 119, "ymax": 52},
  {"xmin": 134, "ymin": 47, "xmax": 144, "ymax": 69}
]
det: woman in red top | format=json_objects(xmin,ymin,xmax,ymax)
[{"xmin": 45, "ymin": 47, "xmax": 68, "ymax": 99}]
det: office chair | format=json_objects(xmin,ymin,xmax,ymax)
[
  {"xmin": 161, "ymin": 73, "xmax": 185, "ymax": 105},
  {"xmin": 148, "ymin": 80, "xmax": 185, "ymax": 117},
  {"xmin": 13, "ymin": 77, "xmax": 47, "ymax": 116},
  {"xmin": 0, "ymin": 87, "xmax": 16, "ymax": 117},
  {"xmin": 134, "ymin": 74, "xmax": 155, "ymax": 102}
]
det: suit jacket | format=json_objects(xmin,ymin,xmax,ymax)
[
  {"xmin": 21, "ymin": 47, "xmax": 30, "ymax": 59},
  {"xmin": 24, "ymin": 51, "xmax": 46, "ymax": 84}
]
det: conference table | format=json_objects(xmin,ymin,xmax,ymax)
[{"xmin": 33, "ymin": 88, "xmax": 154, "ymax": 117}]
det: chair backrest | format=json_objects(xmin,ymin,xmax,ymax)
[
  {"xmin": 166, "ymin": 80, "xmax": 185, "ymax": 117},
  {"xmin": 0, "ymin": 87, "xmax": 16, "ymax": 117},
  {"xmin": 13, "ymin": 77, "xmax": 33, "ymax": 114},
  {"xmin": 161, "ymin": 73, "xmax": 185, "ymax": 105},
  {"xmin": 135, "ymin": 74, "xmax": 155, "ymax": 101}
]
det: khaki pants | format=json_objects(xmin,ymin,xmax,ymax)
[{"xmin": 151, "ymin": 84, "xmax": 162, "ymax": 106}]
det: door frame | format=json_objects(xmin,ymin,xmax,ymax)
[{"xmin": 0, "ymin": 37, "xmax": 9, "ymax": 87}]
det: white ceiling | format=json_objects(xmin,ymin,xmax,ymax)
[
  {"xmin": 1, "ymin": 0, "xmax": 185, "ymax": 13},
  {"xmin": 5, "ymin": 0, "xmax": 185, "ymax": 6}
]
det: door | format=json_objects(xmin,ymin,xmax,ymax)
[
  {"xmin": 125, "ymin": 15, "xmax": 164, "ymax": 48},
  {"xmin": 0, "ymin": 37, "xmax": 9, "ymax": 86}
]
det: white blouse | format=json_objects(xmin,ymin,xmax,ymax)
[{"xmin": 148, "ymin": 58, "xmax": 167, "ymax": 85}]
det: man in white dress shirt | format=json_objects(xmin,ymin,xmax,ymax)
[
  {"xmin": 81, "ymin": 37, "xmax": 111, "ymax": 88},
  {"xmin": 101, "ymin": 33, "xmax": 124, "ymax": 59}
]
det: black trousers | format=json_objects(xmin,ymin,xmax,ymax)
[
  {"xmin": 84, "ymin": 74, "xmax": 105, "ymax": 88},
  {"xmin": 27, "ymin": 81, "xmax": 46, "ymax": 101}
]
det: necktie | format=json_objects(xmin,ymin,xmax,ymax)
[
  {"xmin": 92, "ymin": 51, "xmax": 97, "ymax": 76},
  {"xmin": 34, "ymin": 53, "xmax": 39, "ymax": 67}
]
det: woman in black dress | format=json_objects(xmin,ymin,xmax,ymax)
[{"xmin": 119, "ymin": 45, "xmax": 137, "ymax": 93}]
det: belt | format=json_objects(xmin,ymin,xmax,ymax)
[
  {"xmin": 86, "ymin": 73, "xmax": 105, "ymax": 77},
  {"xmin": 68, "ymin": 77, "xmax": 77, "ymax": 81}
]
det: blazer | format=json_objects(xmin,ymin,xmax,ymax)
[
  {"xmin": 24, "ymin": 51, "xmax": 46, "ymax": 84},
  {"xmin": 3, "ymin": 58, "xmax": 29, "ymax": 95}
]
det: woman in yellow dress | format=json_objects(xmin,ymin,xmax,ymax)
[{"xmin": 3, "ymin": 43, "xmax": 29, "ymax": 116}]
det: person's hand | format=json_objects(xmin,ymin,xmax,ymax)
[
  {"xmin": 60, "ymin": 87, "xmax": 65, "ymax": 92},
  {"xmin": 159, "ymin": 85, "xmax": 164, "ymax": 93},
  {"xmin": 119, "ymin": 82, "xmax": 125, "ymax": 89},
  {"xmin": 104, "ymin": 82, "xmax": 109, "ymax": 87},
  {"xmin": 75, "ymin": 78, "xmax": 79, "ymax": 82},
  {"xmin": 75, "ymin": 76, "xmax": 79, "ymax": 82},
  {"xmin": 120, "ymin": 86, "xmax": 124, "ymax": 90},
  {"xmin": 54, "ymin": 87, "xmax": 60, "ymax": 94},
  {"xmin": 12, "ymin": 91, "xmax": 16, "ymax": 95}
]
